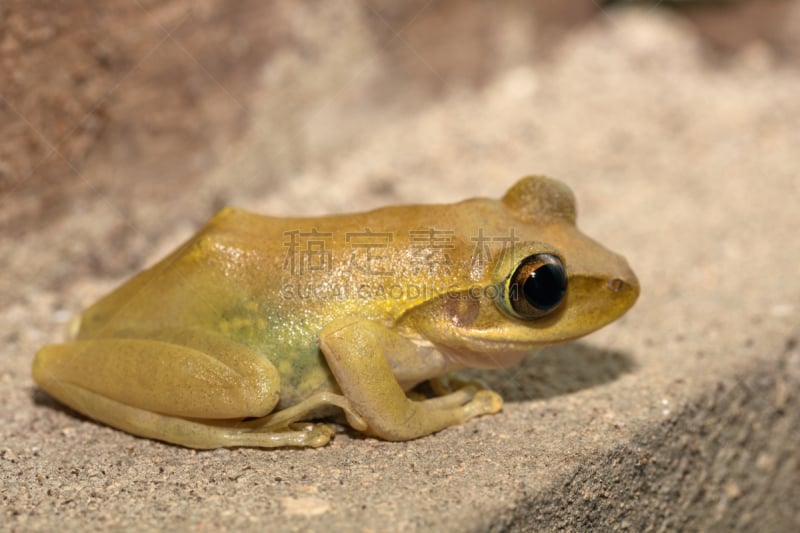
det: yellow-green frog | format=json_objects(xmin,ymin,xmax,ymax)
[{"xmin": 33, "ymin": 176, "xmax": 639, "ymax": 448}]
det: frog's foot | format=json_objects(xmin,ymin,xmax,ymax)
[
  {"xmin": 428, "ymin": 374, "xmax": 492, "ymax": 397},
  {"xmin": 224, "ymin": 422, "xmax": 336, "ymax": 448},
  {"xmin": 425, "ymin": 374, "xmax": 503, "ymax": 416},
  {"xmin": 220, "ymin": 389, "xmax": 373, "ymax": 447},
  {"xmin": 421, "ymin": 386, "xmax": 503, "ymax": 416},
  {"xmin": 232, "ymin": 391, "xmax": 368, "ymax": 433}
]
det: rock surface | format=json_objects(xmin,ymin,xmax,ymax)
[{"xmin": 2, "ymin": 2, "xmax": 799, "ymax": 531}]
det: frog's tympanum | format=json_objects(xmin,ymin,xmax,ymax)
[{"xmin": 33, "ymin": 176, "xmax": 639, "ymax": 448}]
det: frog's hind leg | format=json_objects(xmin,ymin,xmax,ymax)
[
  {"xmin": 236, "ymin": 391, "xmax": 368, "ymax": 433},
  {"xmin": 32, "ymin": 336, "xmax": 333, "ymax": 448},
  {"xmin": 40, "ymin": 379, "xmax": 335, "ymax": 448}
]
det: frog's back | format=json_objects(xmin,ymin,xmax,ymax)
[
  {"xmin": 77, "ymin": 198, "xmax": 517, "ymax": 337},
  {"xmin": 75, "ymin": 208, "xmax": 282, "ymax": 337}
]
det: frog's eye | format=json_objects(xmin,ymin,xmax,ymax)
[{"xmin": 503, "ymin": 253, "xmax": 567, "ymax": 319}]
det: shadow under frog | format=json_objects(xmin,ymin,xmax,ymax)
[{"xmin": 455, "ymin": 341, "xmax": 636, "ymax": 403}]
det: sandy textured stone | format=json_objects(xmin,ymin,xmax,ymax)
[{"xmin": 2, "ymin": 2, "xmax": 798, "ymax": 531}]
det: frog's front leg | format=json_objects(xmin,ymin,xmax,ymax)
[
  {"xmin": 32, "ymin": 333, "xmax": 338, "ymax": 449},
  {"xmin": 319, "ymin": 318, "xmax": 503, "ymax": 441}
]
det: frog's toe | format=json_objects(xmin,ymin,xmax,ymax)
[
  {"xmin": 430, "ymin": 375, "xmax": 490, "ymax": 396},
  {"xmin": 226, "ymin": 422, "xmax": 335, "ymax": 448},
  {"xmin": 290, "ymin": 422, "xmax": 336, "ymax": 447},
  {"xmin": 463, "ymin": 390, "xmax": 503, "ymax": 418}
]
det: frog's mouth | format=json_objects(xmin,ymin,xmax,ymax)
[{"xmin": 433, "ymin": 330, "xmax": 584, "ymax": 370}]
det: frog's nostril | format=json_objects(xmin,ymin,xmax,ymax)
[{"xmin": 607, "ymin": 278, "xmax": 625, "ymax": 293}]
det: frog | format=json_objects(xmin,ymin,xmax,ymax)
[{"xmin": 32, "ymin": 176, "xmax": 639, "ymax": 449}]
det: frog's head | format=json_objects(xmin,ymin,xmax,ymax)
[{"xmin": 399, "ymin": 176, "xmax": 639, "ymax": 369}]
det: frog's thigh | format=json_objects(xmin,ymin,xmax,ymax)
[
  {"xmin": 38, "ymin": 379, "xmax": 335, "ymax": 449},
  {"xmin": 33, "ymin": 338, "xmax": 338, "ymax": 448},
  {"xmin": 319, "ymin": 318, "xmax": 503, "ymax": 441},
  {"xmin": 33, "ymin": 337, "xmax": 280, "ymax": 420}
]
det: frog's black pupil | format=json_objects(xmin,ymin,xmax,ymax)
[{"xmin": 523, "ymin": 262, "xmax": 567, "ymax": 311}]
